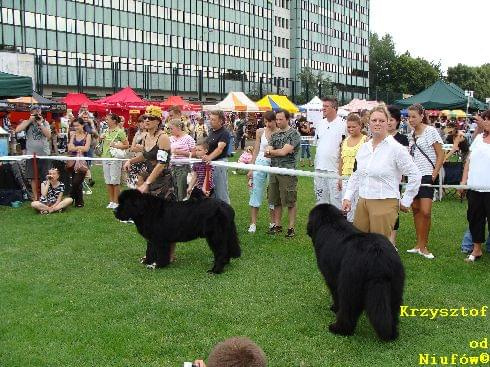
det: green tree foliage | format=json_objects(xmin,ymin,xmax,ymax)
[
  {"xmin": 447, "ymin": 63, "xmax": 490, "ymax": 101},
  {"xmin": 369, "ymin": 32, "xmax": 442, "ymax": 102},
  {"xmin": 296, "ymin": 67, "xmax": 336, "ymax": 104}
]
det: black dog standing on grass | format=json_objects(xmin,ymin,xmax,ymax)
[
  {"xmin": 114, "ymin": 189, "xmax": 241, "ymax": 274},
  {"xmin": 307, "ymin": 204, "xmax": 405, "ymax": 341}
]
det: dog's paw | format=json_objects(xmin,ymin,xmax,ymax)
[
  {"xmin": 207, "ymin": 267, "xmax": 222, "ymax": 274},
  {"xmin": 146, "ymin": 262, "xmax": 157, "ymax": 270},
  {"xmin": 328, "ymin": 323, "xmax": 353, "ymax": 336}
]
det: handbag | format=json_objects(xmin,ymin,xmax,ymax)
[
  {"xmin": 94, "ymin": 141, "xmax": 103, "ymax": 156},
  {"xmin": 108, "ymin": 131, "xmax": 127, "ymax": 159},
  {"xmin": 74, "ymin": 152, "xmax": 88, "ymax": 173}
]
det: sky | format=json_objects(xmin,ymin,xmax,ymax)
[{"xmin": 369, "ymin": 0, "xmax": 490, "ymax": 73}]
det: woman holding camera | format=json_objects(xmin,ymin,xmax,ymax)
[
  {"xmin": 67, "ymin": 118, "xmax": 91, "ymax": 207},
  {"xmin": 31, "ymin": 167, "xmax": 73, "ymax": 214}
]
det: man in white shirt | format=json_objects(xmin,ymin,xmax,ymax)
[{"xmin": 313, "ymin": 97, "xmax": 347, "ymax": 208}]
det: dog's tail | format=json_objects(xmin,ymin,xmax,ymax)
[
  {"xmin": 227, "ymin": 221, "xmax": 241, "ymax": 258},
  {"xmin": 364, "ymin": 278, "xmax": 396, "ymax": 341}
]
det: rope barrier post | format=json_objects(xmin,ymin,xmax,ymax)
[
  {"xmin": 32, "ymin": 153, "xmax": 39, "ymax": 200},
  {"xmin": 438, "ymin": 173, "xmax": 443, "ymax": 201}
]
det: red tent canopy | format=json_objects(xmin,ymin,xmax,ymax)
[
  {"xmin": 159, "ymin": 95, "xmax": 201, "ymax": 112},
  {"xmin": 62, "ymin": 93, "xmax": 106, "ymax": 113},
  {"xmin": 97, "ymin": 87, "xmax": 148, "ymax": 109}
]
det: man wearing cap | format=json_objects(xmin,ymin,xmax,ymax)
[{"xmin": 15, "ymin": 106, "xmax": 52, "ymax": 201}]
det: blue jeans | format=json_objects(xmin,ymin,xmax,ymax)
[
  {"xmin": 301, "ymin": 143, "xmax": 311, "ymax": 159},
  {"xmin": 461, "ymin": 229, "xmax": 490, "ymax": 253}
]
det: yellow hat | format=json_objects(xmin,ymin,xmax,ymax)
[{"xmin": 143, "ymin": 105, "xmax": 163, "ymax": 119}]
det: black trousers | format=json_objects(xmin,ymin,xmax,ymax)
[
  {"xmin": 70, "ymin": 170, "xmax": 86, "ymax": 206},
  {"xmin": 467, "ymin": 190, "xmax": 490, "ymax": 243}
]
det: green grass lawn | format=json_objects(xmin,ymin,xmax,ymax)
[{"xmin": 0, "ymin": 164, "xmax": 488, "ymax": 367}]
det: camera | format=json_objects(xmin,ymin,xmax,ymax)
[
  {"xmin": 183, "ymin": 363, "xmax": 198, "ymax": 367},
  {"xmin": 32, "ymin": 113, "xmax": 42, "ymax": 122}
]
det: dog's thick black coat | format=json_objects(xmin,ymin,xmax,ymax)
[
  {"xmin": 307, "ymin": 204, "xmax": 405, "ymax": 341},
  {"xmin": 115, "ymin": 189, "xmax": 241, "ymax": 274}
]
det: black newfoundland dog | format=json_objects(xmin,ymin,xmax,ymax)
[
  {"xmin": 307, "ymin": 204, "xmax": 405, "ymax": 341},
  {"xmin": 114, "ymin": 189, "xmax": 241, "ymax": 274}
]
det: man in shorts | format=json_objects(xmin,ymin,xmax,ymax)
[
  {"xmin": 15, "ymin": 106, "xmax": 52, "ymax": 201},
  {"xmin": 265, "ymin": 109, "xmax": 300, "ymax": 238}
]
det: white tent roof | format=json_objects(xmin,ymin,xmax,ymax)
[
  {"xmin": 299, "ymin": 96, "xmax": 323, "ymax": 111},
  {"xmin": 202, "ymin": 92, "xmax": 262, "ymax": 112}
]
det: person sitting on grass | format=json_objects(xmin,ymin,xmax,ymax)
[
  {"xmin": 31, "ymin": 168, "xmax": 73, "ymax": 214},
  {"xmin": 187, "ymin": 141, "xmax": 214, "ymax": 198},
  {"xmin": 192, "ymin": 337, "xmax": 267, "ymax": 367}
]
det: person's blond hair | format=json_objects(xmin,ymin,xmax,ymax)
[{"xmin": 369, "ymin": 103, "xmax": 391, "ymax": 121}]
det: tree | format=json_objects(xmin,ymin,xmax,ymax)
[
  {"xmin": 369, "ymin": 33, "xmax": 397, "ymax": 100},
  {"xmin": 369, "ymin": 32, "xmax": 443, "ymax": 102},
  {"xmin": 296, "ymin": 67, "xmax": 336, "ymax": 104},
  {"xmin": 447, "ymin": 63, "xmax": 490, "ymax": 101}
]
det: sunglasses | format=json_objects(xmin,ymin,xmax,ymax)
[{"xmin": 143, "ymin": 116, "xmax": 159, "ymax": 121}]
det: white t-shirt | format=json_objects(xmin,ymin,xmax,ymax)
[
  {"xmin": 314, "ymin": 115, "xmax": 347, "ymax": 171},
  {"xmin": 468, "ymin": 134, "xmax": 490, "ymax": 192},
  {"xmin": 409, "ymin": 125, "xmax": 442, "ymax": 176}
]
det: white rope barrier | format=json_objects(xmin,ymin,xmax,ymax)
[{"xmin": 1, "ymin": 155, "xmax": 488, "ymax": 191}]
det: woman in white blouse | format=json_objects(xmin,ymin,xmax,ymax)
[
  {"xmin": 460, "ymin": 110, "xmax": 490, "ymax": 262},
  {"xmin": 342, "ymin": 105, "xmax": 421, "ymax": 240}
]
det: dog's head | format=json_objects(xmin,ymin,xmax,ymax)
[
  {"xmin": 307, "ymin": 204, "xmax": 345, "ymax": 239},
  {"xmin": 114, "ymin": 189, "xmax": 146, "ymax": 221}
]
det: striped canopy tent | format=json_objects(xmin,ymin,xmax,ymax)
[
  {"xmin": 203, "ymin": 92, "xmax": 262, "ymax": 112},
  {"xmin": 256, "ymin": 95, "xmax": 299, "ymax": 113}
]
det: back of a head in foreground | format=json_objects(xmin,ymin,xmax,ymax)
[{"xmin": 207, "ymin": 337, "xmax": 267, "ymax": 367}]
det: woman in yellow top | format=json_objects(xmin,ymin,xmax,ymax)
[{"xmin": 337, "ymin": 113, "xmax": 367, "ymax": 222}]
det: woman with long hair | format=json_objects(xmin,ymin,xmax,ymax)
[
  {"xmin": 100, "ymin": 113, "xmax": 129, "ymax": 209},
  {"xmin": 407, "ymin": 104, "xmax": 444, "ymax": 259},
  {"xmin": 247, "ymin": 111, "xmax": 278, "ymax": 233},
  {"xmin": 67, "ymin": 118, "xmax": 91, "ymax": 207}
]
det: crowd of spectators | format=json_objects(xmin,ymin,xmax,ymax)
[{"xmin": 1, "ymin": 99, "xmax": 489, "ymax": 262}]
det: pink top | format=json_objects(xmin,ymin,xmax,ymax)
[
  {"xmin": 170, "ymin": 134, "xmax": 196, "ymax": 165},
  {"xmin": 238, "ymin": 151, "xmax": 253, "ymax": 164}
]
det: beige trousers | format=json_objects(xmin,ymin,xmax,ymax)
[{"xmin": 353, "ymin": 198, "xmax": 399, "ymax": 238}]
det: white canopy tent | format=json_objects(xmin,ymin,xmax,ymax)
[
  {"xmin": 202, "ymin": 92, "xmax": 262, "ymax": 112},
  {"xmin": 299, "ymin": 96, "xmax": 323, "ymax": 124}
]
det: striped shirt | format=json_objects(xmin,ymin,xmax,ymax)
[
  {"xmin": 170, "ymin": 134, "xmax": 196, "ymax": 165},
  {"xmin": 409, "ymin": 126, "xmax": 442, "ymax": 176},
  {"xmin": 192, "ymin": 162, "xmax": 214, "ymax": 190}
]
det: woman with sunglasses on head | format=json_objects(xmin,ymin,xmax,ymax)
[
  {"xmin": 407, "ymin": 104, "xmax": 444, "ymax": 259},
  {"xmin": 123, "ymin": 106, "xmax": 177, "ymax": 264},
  {"xmin": 100, "ymin": 113, "xmax": 129, "ymax": 209},
  {"xmin": 67, "ymin": 117, "xmax": 91, "ymax": 207}
]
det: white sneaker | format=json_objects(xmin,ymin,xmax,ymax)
[
  {"xmin": 248, "ymin": 224, "xmax": 256, "ymax": 233},
  {"xmin": 106, "ymin": 202, "xmax": 115, "ymax": 209},
  {"xmin": 269, "ymin": 223, "xmax": 275, "ymax": 229},
  {"xmin": 112, "ymin": 203, "xmax": 119, "ymax": 209}
]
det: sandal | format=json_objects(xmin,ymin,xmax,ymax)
[
  {"xmin": 40, "ymin": 210, "xmax": 49, "ymax": 215},
  {"xmin": 465, "ymin": 254, "xmax": 482, "ymax": 263}
]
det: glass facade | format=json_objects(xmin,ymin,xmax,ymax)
[{"xmin": 0, "ymin": 0, "xmax": 369, "ymax": 101}]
